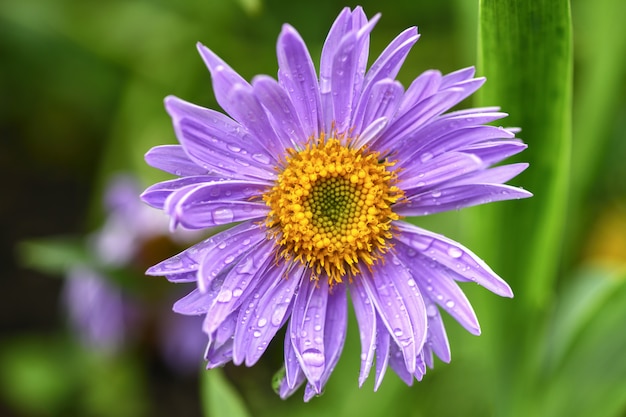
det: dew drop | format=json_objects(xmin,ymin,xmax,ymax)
[
  {"xmin": 252, "ymin": 153, "xmax": 271, "ymax": 165},
  {"xmin": 257, "ymin": 317, "xmax": 268, "ymax": 328},
  {"xmin": 393, "ymin": 328, "xmax": 404, "ymax": 337},
  {"xmin": 224, "ymin": 255, "xmax": 235, "ymax": 264},
  {"xmin": 213, "ymin": 208, "xmax": 234, "ymax": 224},
  {"xmin": 445, "ymin": 300, "xmax": 456, "ymax": 309},
  {"xmin": 271, "ymin": 303, "xmax": 289, "ymax": 325},
  {"xmin": 233, "ymin": 288, "xmax": 243, "ymax": 298},
  {"xmin": 426, "ymin": 304, "xmax": 438, "ymax": 317},
  {"xmin": 407, "ymin": 278, "xmax": 416, "ymax": 287},
  {"xmin": 431, "ymin": 190, "xmax": 442, "ymax": 198},
  {"xmin": 420, "ymin": 152, "xmax": 433, "ymax": 162},
  {"xmin": 227, "ymin": 144, "xmax": 241, "ymax": 152},
  {"xmin": 448, "ymin": 247, "xmax": 463, "ymax": 258},
  {"xmin": 253, "ymin": 330, "xmax": 262, "ymax": 338},
  {"xmin": 217, "ymin": 290, "xmax": 232, "ymax": 303},
  {"xmin": 411, "ymin": 236, "xmax": 433, "ymax": 252},
  {"xmin": 301, "ymin": 349, "xmax": 325, "ymax": 367},
  {"xmin": 314, "ymin": 324, "xmax": 322, "ymax": 332}
]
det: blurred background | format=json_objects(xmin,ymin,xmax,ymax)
[{"xmin": 1, "ymin": 0, "xmax": 625, "ymax": 416}]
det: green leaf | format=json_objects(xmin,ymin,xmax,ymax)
[
  {"xmin": 201, "ymin": 369, "xmax": 252, "ymax": 417},
  {"xmin": 543, "ymin": 266, "xmax": 624, "ymax": 372},
  {"xmin": 18, "ymin": 237, "xmax": 91, "ymax": 275},
  {"xmin": 476, "ymin": 0, "xmax": 572, "ymax": 308},
  {"xmin": 474, "ymin": 1, "xmax": 573, "ymax": 415},
  {"xmin": 537, "ymin": 272, "xmax": 626, "ymax": 417},
  {"xmin": 566, "ymin": 0, "xmax": 626, "ymax": 257},
  {"xmin": 0, "ymin": 337, "xmax": 77, "ymax": 416}
]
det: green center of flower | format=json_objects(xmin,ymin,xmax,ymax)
[{"xmin": 263, "ymin": 136, "xmax": 403, "ymax": 285}]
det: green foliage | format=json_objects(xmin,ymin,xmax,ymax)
[
  {"xmin": 202, "ymin": 369, "xmax": 252, "ymax": 417},
  {"xmin": 0, "ymin": 337, "xmax": 147, "ymax": 417},
  {"xmin": 18, "ymin": 238, "xmax": 92, "ymax": 275}
]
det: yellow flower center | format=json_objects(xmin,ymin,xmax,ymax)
[{"xmin": 263, "ymin": 137, "xmax": 403, "ymax": 285}]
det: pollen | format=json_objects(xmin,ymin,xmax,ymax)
[{"xmin": 263, "ymin": 136, "xmax": 404, "ymax": 285}]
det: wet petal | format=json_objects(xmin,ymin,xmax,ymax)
[
  {"xmin": 165, "ymin": 96, "xmax": 276, "ymax": 180},
  {"xmin": 231, "ymin": 261, "xmax": 297, "ymax": 365},
  {"xmin": 196, "ymin": 223, "xmax": 267, "ymax": 292},
  {"xmin": 290, "ymin": 275, "xmax": 329, "ymax": 392},
  {"xmin": 349, "ymin": 278, "xmax": 377, "ymax": 386},
  {"xmin": 277, "ymin": 25, "xmax": 321, "ymax": 138},
  {"xmin": 373, "ymin": 316, "xmax": 390, "ymax": 391},
  {"xmin": 395, "ymin": 241, "xmax": 481, "ymax": 335},
  {"xmin": 145, "ymin": 145, "xmax": 210, "ymax": 176},
  {"xmin": 203, "ymin": 239, "xmax": 275, "ymax": 334},
  {"xmin": 163, "ymin": 180, "xmax": 269, "ymax": 229},
  {"xmin": 362, "ymin": 27, "xmax": 420, "ymax": 96},
  {"xmin": 315, "ymin": 283, "xmax": 348, "ymax": 388},
  {"xmin": 459, "ymin": 140, "xmax": 527, "ymax": 166},
  {"xmin": 331, "ymin": 15, "xmax": 379, "ymax": 134},
  {"xmin": 399, "ymin": 125, "xmax": 516, "ymax": 170},
  {"xmin": 243, "ymin": 266, "xmax": 303, "ymax": 366},
  {"xmin": 423, "ymin": 300, "xmax": 451, "ymax": 364},
  {"xmin": 280, "ymin": 335, "xmax": 306, "ymax": 397},
  {"xmin": 252, "ymin": 75, "xmax": 306, "ymax": 148},
  {"xmin": 399, "ymin": 152, "xmax": 484, "ymax": 192},
  {"xmin": 399, "ymin": 183, "xmax": 533, "ymax": 216},
  {"xmin": 197, "ymin": 43, "xmax": 250, "ymax": 117},
  {"xmin": 284, "ymin": 327, "xmax": 305, "ymax": 390},
  {"xmin": 352, "ymin": 79, "xmax": 403, "ymax": 135},
  {"xmin": 225, "ymin": 84, "xmax": 286, "ymax": 157},
  {"xmin": 395, "ymin": 222, "xmax": 514, "ymax": 297},
  {"xmin": 359, "ymin": 265, "xmax": 419, "ymax": 373},
  {"xmin": 141, "ymin": 176, "xmax": 217, "ymax": 209}
]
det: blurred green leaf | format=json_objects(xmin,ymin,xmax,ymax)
[
  {"xmin": 475, "ymin": 0, "xmax": 573, "ymax": 415},
  {"xmin": 0, "ymin": 335, "xmax": 149, "ymax": 417},
  {"xmin": 202, "ymin": 368, "xmax": 252, "ymax": 417},
  {"xmin": 477, "ymin": 0, "xmax": 572, "ymax": 308},
  {"xmin": 538, "ymin": 271, "xmax": 626, "ymax": 417},
  {"xmin": 543, "ymin": 266, "xmax": 624, "ymax": 372},
  {"xmin": 18, "ymin": 237, "xmax": 91, "ymax": 275},
  {"xmin": 567, "ymin": 0, "xmax": 626, "ymax": 257},
  {"xmin": 0, "ymin": 337, "xmax": 76, "ymax": 416}
]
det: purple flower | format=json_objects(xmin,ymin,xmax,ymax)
[
  {"xmin": 142, "ymin": 6, "xmax": 532, "ymax": 400},
  {"xmin": 63, "ymin": 175, "xmax": 206, "ymax": 367}
]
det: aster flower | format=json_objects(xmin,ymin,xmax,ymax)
[
  {"xmin": 142, "ymin": 6, "xmax": 532, "ymax": 400},
  {"xmin": 62, "ymin": 175, "xmax": 206, "ymax": 370}
]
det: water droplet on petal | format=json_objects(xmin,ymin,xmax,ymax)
[
  {"xmin": 217, "ymin": 290, "xmax": 232, "ymax": 303},
  {"xmin": 393, "ymin": 328, "xmax": 403, "ymax": 337},
  {"xmin": 253, "ymin": 330, "xmax": 262, "ymax": 338},
  {"xmin": 420, "ymin": 152, "xmax": 433, "ymax": 162},
  {"xmin": 252, "ymin": 153, "xmax": 271, "ymax": 165},
  {"xmin": 301, "ymin": 348, "xmax": 325, "ymax": 368},
  {"xmin": 213, "ymin": 208, "xmax": 234, "ymax": 225},
  {"xmin": 227, "ymin": 144, "xmax": 241, "ymax": 152},
  {"xmin": 257, "ymin": 317, "xmax": 267, "ymax": 328},
  {"xmin": 426, "ymin": 304, "xmax": 438, "ymax": 317},
  {"xmin": 446, "ymin": 300, "xmax": 456, "ymax": 308},
  {"xmin": 448, "ymin": 247, "xmax": 463, "ymax": 258},
  {"xmin": 233, "ymin": 288, "xmax": 243, "ymax": 298},
  {"xmin": 431, "ymin": 190, "xmax": 442, "ymax": 198}
]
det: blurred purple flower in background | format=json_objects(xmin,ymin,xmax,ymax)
[
  {"xmin": 142, "ymin": 6, "xmax": 531, "ymax": 399},
  {"xmin": 63, "ymin": 175, "xmax": 206, "ymax": 372}
]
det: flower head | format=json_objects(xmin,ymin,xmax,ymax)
[{"xmin": 142, "ymin": 6, "xmax": 532, "ymax": 400}]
